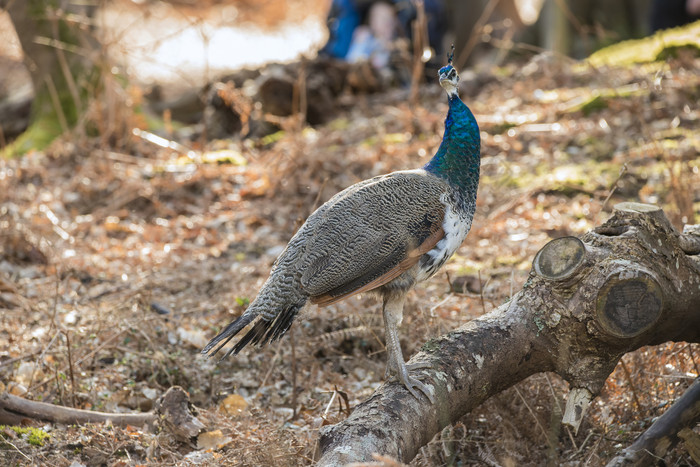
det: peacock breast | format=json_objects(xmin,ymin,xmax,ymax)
[{"xmin": 416, "ymin": 192, "xmax": 473, "ymax": 282}]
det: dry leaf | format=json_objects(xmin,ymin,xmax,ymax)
[
  {"xmin": 197, "ymin": 429, "xmax": 233, "ymax": 450},
  {"xmin": 219, "ymin": 393, "xmax": 248, "ymax": 417}
]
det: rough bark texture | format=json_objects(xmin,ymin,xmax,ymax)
[
  {"xmin": 154, "ymin": 386, "xmax": 205, "ymax": 443},
  {"xmin": 317, "ymin": 203, "xmax": 700, "ymax": 465},
  {"xmin": 606, "ymin": 377, "xmax": 700, "ymax": 466}
]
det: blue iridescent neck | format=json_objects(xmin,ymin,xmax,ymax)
[{"xmin": 424, "ymin": 93, "xmax": 481, "ymax": 199}]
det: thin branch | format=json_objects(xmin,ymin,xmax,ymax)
[
  {"xmin": 455, "ymin": 0, "xmax": 501, "ymax": 69},
  {"xmin": 514, "ymin": 385, "xmax": 551, "ymax": 446},
  {"xmin": 0, "ymin": 392, "xmax": 155, "ymax": 427},
  {"xmin": 44, "ymin": 74, "xmax": 70, "ymax": 133},
  {"xmin": 50, "ymin": 8, "xmax": 82, "ymax": 112},
  {"xmin": 619, "ymin": 358, "xmax": 642, "ymax": 411},
  {"xmin": 4, "ymin": 438, "xmax": 31, "ymax": 462},
  {"xmin": 64, "ymin": 331, "xmax": 77, "ymax": 408}
]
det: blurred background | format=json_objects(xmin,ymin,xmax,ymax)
[{"xmin": 1, "ymin": 0, "xmax": 699, "ymax": 145}]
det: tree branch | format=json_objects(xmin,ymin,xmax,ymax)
[
  {"xmin": 317, "ymin": 203, "xmax": 700, "ymax": 465},
  {"xmin": 0, "ymin": 392, "xmax": 155, "ymax": 427},
  {"xmin": 0, "ymin": 385, "xmax": 203, "ymax": 444}
]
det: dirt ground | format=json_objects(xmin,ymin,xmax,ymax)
[{"xmin": 1, "ymin": 12, "xmax": 700, "ymax": 467}]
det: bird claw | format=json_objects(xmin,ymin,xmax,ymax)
[
  {"xmin": 386, "ymin": 361, "xmax": 435, "ymax": 403},
  {"xmin": 401, "ymin": 374, "xmax": 435, "ymax": 403}
]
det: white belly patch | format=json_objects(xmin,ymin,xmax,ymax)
[{"xmin": 416, "ymin": 193, "xmax": 472, "ymax": 282}]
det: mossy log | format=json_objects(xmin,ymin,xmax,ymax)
[{"xmin": 317, "ymin": 203, "xmax": 700, "ymax": 465}]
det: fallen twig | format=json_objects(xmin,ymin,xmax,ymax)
[{"xmin": 0, "ymin": 392, "xmax": 155, "ymax": 427}]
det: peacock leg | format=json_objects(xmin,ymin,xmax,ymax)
[{"xmin": 382, "ymin": 294, "xmax": 435, "ymax": 403}]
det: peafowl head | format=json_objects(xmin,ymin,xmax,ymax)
[
  {"xmin": 439, "ymin": 65, "xmax": 459, "ymax": 97},
  {"xmin": 438, "ymin": 47, "xmax": 459, "ymax": 97}
]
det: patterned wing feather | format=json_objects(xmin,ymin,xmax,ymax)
[
  {"xmin": 311, "ymin": 225, "xmax": 444, "ymax": 306},
  {"xmin": 297, "ymin": 170, "xmax": 449, "ymax": 302}
]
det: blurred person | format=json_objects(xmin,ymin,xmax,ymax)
[
  {"xmin": 346, "ymin": 2, "xmax": 396, "ymax": 68},
  {"xmin": 321, "ymin": 0, "xmax": 446, "ymax": 68},
  {"xmin": 321, "ymin": 0, "xmax": 361, "ymax": 59}
]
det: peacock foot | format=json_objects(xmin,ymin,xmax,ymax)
[{"xmin": 385, "ymin": 360, "xmax": 435, "ymax": 403}]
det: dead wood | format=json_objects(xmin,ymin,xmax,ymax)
[
  {"xmin": 317, "ymin": 203, "xmax": 700, "ymax": 466},
  {"xmin": 606, "ymin": 377, "xmax": 700, "ymax": 466},
  {"xmin": 0, "ymin": 392, "xmax": 155, "ymax": 427},
  {"xmin": 154, "ymin": 386, "xmax": 205, "ymax": 443},
  {"xmin": 0, "ymin": 385, "xmax": 205, "ymax": 442}
]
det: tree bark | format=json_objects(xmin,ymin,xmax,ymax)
[
  {"xmin": 316, "ymin": 203, "xmax": 700, "ymax": 465},
  {"xmin": 3, "ymin": 0, "xmax": 100, "ymax": 153}
]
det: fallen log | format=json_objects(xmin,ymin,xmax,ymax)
[{"xmin": 317, "ymin": 203, "xmax": 700, "ymax": 465}]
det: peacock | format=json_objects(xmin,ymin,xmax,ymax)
[{"xmin": 203, "ymin": 50, "xmax": 481, "ymax": 402}]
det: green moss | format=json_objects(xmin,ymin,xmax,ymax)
[
  {"xmin": 481, "ymin": 166, "xmax": 539, "ymax": 191},
  {"xmin": 578, "ymin": 94, "xmax": 608, "ymax": 116},
  {"xmin": 485, "ymin": 158, "xmax": 624, "ymax": 200},
  {"xmin": 564, "ymin": 84, "xmax": 648, "ymax": 117},
  {"xmin": 383, "ymin": 132, "xmax": 410, "ymax": 144},
  {"xmin": 451, "ymin": 258, "xmax": 485, "ymax": 276},
  {"xmin": 2, "ymin": 70, "xmax": 99, "ymax": 158},
  {"xmin": 2, "ymin": 0, "xmax": 108, "ymax": 157},
  {"xmin": 2, "ymin": 112, "xmax": 64, "ymax": 157},
  {"xmin": 496, "ymin": 254, "xmax": 522, "ymax": 266},
  {"xmin": 261, "ymin": 130, "xmax": 285, "ymax": 146},
  {"xmin": 587, "ymin": 20, "xmax": 700, "ymax": 67},
  {"xmin": 533, "ymin": 314, "xmax": 545, "ymax": 335},
  {"xmin": 492, "ymin": 66, "xmax": 515, "ymax": 78},
  {"xmin": 656, "ymin": 44, "xmax": 700, "ymax": 61},
  {"xmin": 1, "ymin": 425, "xmax": 50, "ymax": 446},
  {"xmin": 328, "ymin": 117, "xmax": 350, "ymax": 131},
  {"xmin": 360, "ymin": 135, "xmax": 378, "ymax": 148},
  {"xmin": 420, "ymin": 337, "xmax": 442, "ymax": 353}
]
